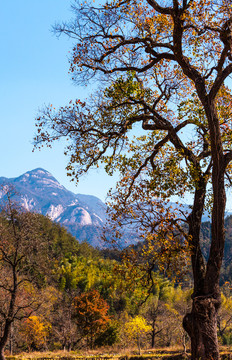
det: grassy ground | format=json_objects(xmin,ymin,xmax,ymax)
[{"xmin": 5, "ymin": 346, "xmax": 232, "ymax": 360}]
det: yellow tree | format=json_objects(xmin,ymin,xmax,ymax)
[
  {"xmin": 35, "ymin": 1, "xmax": 232, "ymax": 359},
  {"xmin": 124, "ymin": 316, "xmax": 152, "ymax": 354},
  {"xmin": 19, "ymin": 316, "xmax": 51, "ymax": 351}
]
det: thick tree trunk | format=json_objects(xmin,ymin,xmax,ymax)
[
  {"xmin": 184, "ymin": 156, "xmax": 224, "ymax": 359},
  {"xmin": 184, "ymin": 168, "xmax": 225, "ymax": 359},
  {"xmin": 183, "ymin": 295, "xmax": 221, "ymax": 360}
]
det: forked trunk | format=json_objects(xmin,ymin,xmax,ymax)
[
  {"xmin": 183, "ymin": 147, "xmax": 225, "ymax": 359},
  {"xmin": 183, "ymin": 295, "xmax": 221, "ymax": 360}
]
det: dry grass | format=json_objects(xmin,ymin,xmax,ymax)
[
  {"xmin": 5, "ymin": 347, "xmax": 188, "ymax": 360},
  {"xmin": 5, "ymin": 346, "xmax": 232, "ymax": 360}
]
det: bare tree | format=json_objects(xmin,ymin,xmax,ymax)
[{"xmin": 0, "ymin": 188, "xmax": 44, "ymax": 360}]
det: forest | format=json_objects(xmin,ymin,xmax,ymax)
[{"xmin": 2, "ymin": 200, "xmax": 232, "ymax": 358}]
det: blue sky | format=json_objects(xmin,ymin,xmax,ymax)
[
  {"xmin": 2, "ymin": 1, "xmax": 232, "ymax": 211},
  {"xmin": 0, "ymin": 0, "xmax": 117, "ymax": 201}
]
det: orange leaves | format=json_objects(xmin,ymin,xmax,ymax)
[{"xmin": 73, "ymin": 290, "xmax": 110, "ymax": 346}]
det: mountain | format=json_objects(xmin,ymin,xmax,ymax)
[
  {"xmin": 1, "ymin": 168, "xmax": 231, "ymax": 249},
  {"xmin": 0, "ymin": 168, "xmax": 106, "ymax": 247}
]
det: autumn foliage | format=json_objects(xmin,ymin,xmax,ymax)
[
  {"xmin": 73, "ymin": 290, "xmax": 110, "ymax": 349},
  {"xmin": 19, "ymin": 316, "xmax": 51, "ymax": 351}
]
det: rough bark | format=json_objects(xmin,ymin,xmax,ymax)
[
  {"xmin": 183, "ymin": 176, "xmax": 219, "ymax": 360},
  {"xmin": 183, "ymin": 295, "xmax": 221, "ymax": 360}
]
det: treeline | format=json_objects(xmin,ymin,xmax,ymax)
[{"xmin": 1, "ymin": 205, "xmax": 232, "ymax": 357}]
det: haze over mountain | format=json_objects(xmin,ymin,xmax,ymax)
[{"xmin": 0, "ymin": 168, "xmax": 106, "ymax": 247}]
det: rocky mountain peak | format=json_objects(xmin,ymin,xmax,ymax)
[
  {"xmin": 0, "ymin": 169, "xmax": 106, "ymax": 247},
  {"xmin": 16, "ymin": 168, "xmax": 65, "ymax": 190}
]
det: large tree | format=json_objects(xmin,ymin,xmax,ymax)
[{"xmin": 35, "ymin": 1, "xmax": 232, "ymax": 358}]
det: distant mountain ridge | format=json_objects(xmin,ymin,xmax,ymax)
[
  {"xmin": 1, "ymin": 168, "xmax": 231, "ymax": 249},
  {"xmin": 0, "ymin": 168, "xmax": 106, "ymax": 247}
]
